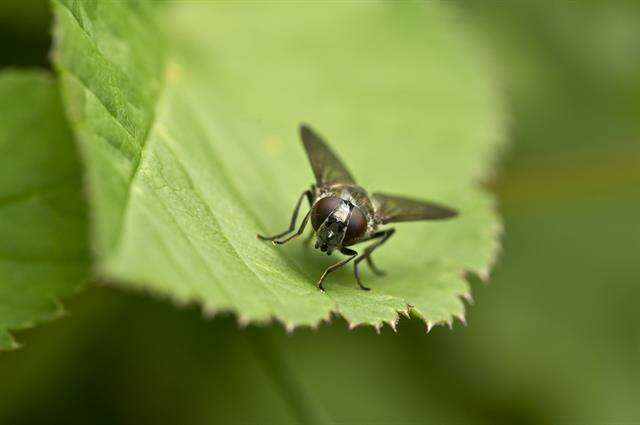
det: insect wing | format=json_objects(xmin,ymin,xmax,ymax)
[
  {"xmin": 300, "ymin": 124, "xmax": 356, "ymax": 186},
  {"xmin": 372, "ymin": 192, "xmax": 458, "ymax": 224}
]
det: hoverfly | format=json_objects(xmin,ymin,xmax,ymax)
[{"xmin": 258, "ymin": 125, "xmax": 458, "ymax": 292}]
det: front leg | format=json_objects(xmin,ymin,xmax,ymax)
[
  {"xmin": 353, "ymin": 228, "xmax": 395, "ymax": 290},
  {"xmin": 273, "ymin": 210, "xmax": 310, "ymax": 245},
  {"xmin": 257, "ymin": 188, "xmax": 313, "ymax": 241},
  {"xmin": 365, "ymin": 256, "xmax": 386, "ymax": 276},
  {"xmin": 317, "ymin": 247, "xmax": 357, "ymax": 292}
]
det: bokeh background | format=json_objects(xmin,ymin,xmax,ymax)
[{"xmin": 1, "ymin": 1, "xmax": 639, "ymax": 424}]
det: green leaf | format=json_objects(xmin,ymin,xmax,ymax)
[
  {"xmin": 51, "ymin": 1, "xmax": 504, "ymax": 330},
  {"xmin": 0, "ymin": 70, "xmax": 90, "ymax": 350}
]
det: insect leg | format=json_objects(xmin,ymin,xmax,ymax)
[
  {"xmin": 350, "ymin": 230, "xmax": 389, "ymax": 275},
  {"xmin": 353, "ymin": 228, "xmax": 395, "ymax": 290},
  {"xmin": 366, "ymin": 256, "xmax": 386, "ymax": 276},
  {"xmin": 303, "ymin": 186, "xmax": 319, "ymax": 247},
  {"xmin": 272, "ymin": 210, "xmax": 311, "ymax": 245},
  {"xmin": 317, "ymin": 247, "xmax": 357, "ymax": 292},
  {"xmin": 257, "ymin": 189, "xmax": 313, "ymax": 241}
]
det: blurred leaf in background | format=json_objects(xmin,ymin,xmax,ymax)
[
  {"xmin": 447, "ymin": 1, "xmax": 640, "ymax": 423},
  {"xmin": 460, "ymin": 0, "xmax": 640, "ymax": 162},
  {"xmin": 0, "ymin": 71, "xmax": 89, "ymax": 350},
  {"xmin": 51, "ymin": 0, "xmax": 504, "ymax": 329},
  {"xmin": 0, "ymin": 1, "xmax": 50, "ymax": 69}
]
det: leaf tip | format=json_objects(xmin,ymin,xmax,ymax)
[
  {"xmin": 461, "ymin": 291, "xmax": 475, "ymax": 305},
  {"xmin": 284, "ymin": 322, "xmax": 295, "ymax": 334},
  {"xmin": 0, "ymin": 330, "xmax": 21, "ymax": 351},
  {"xmin": 478, "ymin": 268, "xmax": 491, "ymax": 283},
  {"xmin": 237, "ymin": 315, "xmax": 251, "ymax": 328}
]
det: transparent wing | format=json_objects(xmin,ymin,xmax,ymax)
[
  {"xmin": 299, "ymin": 124, "xmax": 356, "ymax": 186},
  {"xmin": 372, "ymin": 192, "xmax": 458, "ymax": 224}
]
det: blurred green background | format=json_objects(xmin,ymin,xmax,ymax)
[{"xmin": 1, "ymin": 1, "xmax": 639, "ymax": 424}]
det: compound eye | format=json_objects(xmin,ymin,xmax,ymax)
[
  {"xmin": 311, "ymin": 197, "xmax": 342, "ymax": 231},
  {"xmin": 343, "ymin": 206, "xmax": 367, "ymax": 245}
]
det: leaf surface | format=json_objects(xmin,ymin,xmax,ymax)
[
  {"xmin": 0, "ymin": 70, "xmax": 89, "ymax": 349},
  {"xmin": 52, "ymin": 0, "xmax": 504, "ymax": 329}
]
